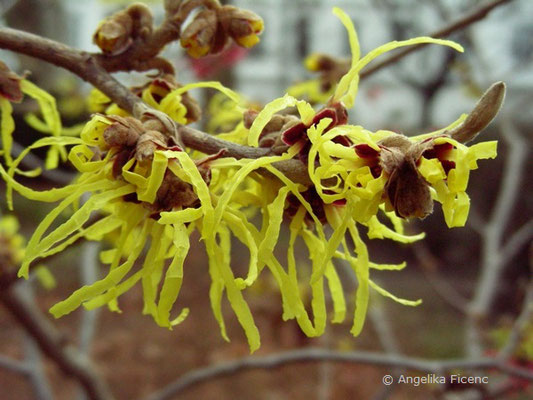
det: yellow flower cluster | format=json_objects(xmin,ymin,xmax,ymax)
[
  {"xmin": 1, "ymin": 79, "xmax": 66, "ymax": 169},
  {"xmin": 0, "ymin": 7, "xmax": 498, "ymax": 353},
  {"xmin": 0, "ymin": 215, "xmax": 25, "ymax": 267},
  {"xmin": 0, "ymin": 215, "xmax": 55, "ymax": 289}
]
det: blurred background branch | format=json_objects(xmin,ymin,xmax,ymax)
[
  {"xmin": 0, "ymin": 0, "xmax": 531, "ymax": 399},
  {"xmin": 142, "ymin": 348, "xmax": 533, "ymax": 400},
  {"xmin": 466, "ymin": 116, "xmax": 529, "ymax": 358}
]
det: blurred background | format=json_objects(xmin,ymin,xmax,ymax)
[{"xmin": 0, "ymin": 0, "xmax": 532, "ymax": 399}]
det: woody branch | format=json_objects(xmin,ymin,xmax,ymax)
[
  {"xmin": 0, "ymin": 0, "xmax": 514, "ymax": 186},
  {"xmin": 0, "ymin": 0, "xmax": 522, "ymax": 399}
]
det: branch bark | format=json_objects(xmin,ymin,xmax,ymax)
[
  {"xmin": 0, "ymin": 27, "xmax": 141, "ymax": 113},
  {"xmin": 0, "ymin": 26, "xmax": 313, "ymax": 183},
  {"xmin": 0, "ymin": 0, "xmax": 514, "ymax": 186}
]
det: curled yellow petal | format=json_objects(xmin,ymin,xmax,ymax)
[
  {"xmin": 50, "ymin": 214, "xmax": 148, "ymax": 317},
  {"xmin": 335, "ymin": 35, "xmax": 463, "ymax": 108},
  {"xmin": 332, "ymin": 7, "xmax": 360, "ymax": 66},
  {"xmin": 0, "ymin": 97, "xmax": 14, "ymax": 165},
  {"xmin": 366, "ymin": 215, "xmax": 425, "ymax": 243},
  {"xmin": 20, "ymin": 80, "xmax": 62, "ymax": 136},
  {"xmin": 156, "ymin": 223, "xmax": 190, "ymax": 327},
  {"xmin": 369, "ymin": 279, "xmax": 422, "ymax": 306},
  {"xmin": 248, "ymin": 94, "xmax": 315, "ymax": 146}
]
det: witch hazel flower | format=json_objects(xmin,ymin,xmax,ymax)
[{"xmin": 0, "ymin": 5, "xmax": 504, "ymax": 353}]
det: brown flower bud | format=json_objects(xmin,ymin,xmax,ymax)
[
  {"xmin": 154, "ymin": 172, "xmax": 198, "ymax": 212},
  {"xmin": 303, "ymin": 53, "xmax": 350, "ymax": 94},
  {"xmin": 103, "ymin": 116, "xmax": 144, "ymax": 148},
  {"xmin": 305, "ymin": 54, "xmax": 338, "ymax": 72},
  {"xmin": 244, "ymin": 109, "xmax": 298, "ymax": 134},
  {"xmin": 164, "ymin": 0, "xmax": 182, "ymax": 17},
  {"xmin": 112, "ymin": 149, "xmax": 134, "ymax": 179},
  {"xmin": 243, "ymin": 109, "xmax": 259, "ymax": 129},
  {"xmin": 244, "ymin": 109, "xmax": 300, "ymax": 149},
  {"xmin": 0, "ymin": 61, "xmax": 23, "ymax": 103},
  {"xmin": 259, "ymin": 133, "xmax": 288, "ymax": 152},
  {"xmin": 219, "ymin": 6, "xmax": 264, "ymax": 48},
  {"xmin": 378, "ymin": 134, "xmax": 412, "ymax": 154},
  {"xmin": 180, "ymin": 9, "xmax": 224, "ymax": 58},
  {"xmin": 132, "ymin": 74, "xmax": 177, "ymax": 98},
  {"xmin": 135, "ymin": 130, "xmax": 168, "ymax": 161},
  {"xmin": 94, "ymin": 15, "xmax": 134, "ymax": 55},
  {"xmin": 93, "ymin": 4, "xmax": 153, "ymax": 55},
  {"xmin": 449, "ymin": 82, "xmax": 506, "ymax": 143},
  {"xmin": 142, "ymin": 118, "xmax": 166, "ymax": 133},
  {"xmin": 165, "ymin": 0, "xmax": 220, "ymax": 26},
  {"xmin": 378, "ymin": 134, "xmax": 433, "ymax": 219},
  {"xmin": 384, "ymin": 158, "xmax": 433, "ymax": 219},
  {"xmin": 132, "ymin": 75, "xmax": 201, "ymax": 124},
  {"xmin": 104, "ymin": 124, "xmax": 138, "ymax": 148}
]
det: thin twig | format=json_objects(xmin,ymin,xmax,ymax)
[
  {"xmin": 24, "ymin": 335, "xmax": 54, "ymax": 400},
  {"xmin": 466, "ymin": 117, "xmax": 529, "ymax": 357},
  {"xmin": 20, "ymin": 281, "xmax": 55, "ymax": 400},
  {"xmin": 78, "ymin": 240, "xmax": 100, "ymax": 355},
  {"xmin": 368, "ymin": 299, "xmax": 402, "ymax": 400},
  {"xmin": 498, "ymin": 280, "xmax": 533, "ymax": 361},
  {"xmin": 484, "ymin": 120, "xmax": 527, "ymax": 251},
  {"xmin": 77, "ymin": 241, "xmax": 101, "ymax": 400},
  {"xmin": 142, "ymin": 348, "xmax": 533, "ymax": 400},
  {"xmin": 360, "ymin": 0, "xmax": 515, "ymax": 79},
  {"xmin": 467, "ymin": 206, "xmax": 486, "ymax": 236},
  {"xmin": 500, "ymin": 219, "xmax": 533, "ymax": 264},
  {"xmin": 0, "ymin": 283, "xmax": 115, "ymax": 400},
  {"xmin": 369, "ymin": 299, "xmax": 402, "ymax": 355},
  {"xmin": 412, "ymin": 241, "xmax": 469, "ymax": 314},
  {"xmin": 0, "ymin": 354, "xmax": 30, "ymax": 375}
]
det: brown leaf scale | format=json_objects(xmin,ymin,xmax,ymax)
[
  {"xmin": 355, "ymin": 144, "xmax": 379, "ymax": 159},
  {"xmin": 378, "ymin": 134, "xmax": 440, "ymax": 219},
  {"xmin": 153, "ymin": 172, "xmax": 199, "ymax": 212},
  {"xmin": 0, "ymin": 61, "xmax": 23, "ymax": 103},
  {"xmin": 135, "ymin": 130, "xmax": 168, "ymax": 160},
  {"xmin": 112, "ymin": 148, "xmax": 135, "ymax": 178},
  {"xmin": 104, "ymin": 123, "xmax": 140, "ymax": 148}
]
